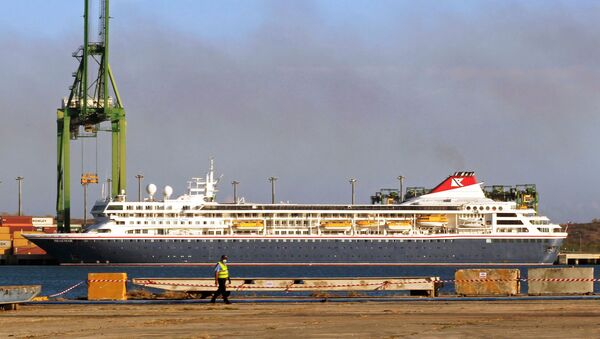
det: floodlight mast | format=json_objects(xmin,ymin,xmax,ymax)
[{"xmin": 56, "ymin": 0, "xmax": 127, "ymax": 233}]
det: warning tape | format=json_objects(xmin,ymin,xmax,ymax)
[
  {"xmin": 133, "ymin": 277, "xmax": 600, "ymax": 289},
  {"xmin": 48, "ymin": 281, "xmax": 86, "ymax": 298},
  {"xmin": 439, "ymin": 278, "xmax": 600, "ymax": 284},
  {"xmin": 87, "ymin": 279, "xmax": 129, "ymax": 283},
  {"xmin": 45, "ymin": 276, "xmax": 600, "ymax": 299},
  {"xmin": 134, "ymin": 279, "xmax": 426, "ymax": 290}
]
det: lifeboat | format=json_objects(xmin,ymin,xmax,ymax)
[
  {"xmin": 386, "ymin": 220, "xmax": 412, "ymax": 232},
  {"xmin": 321, "ymin": 220, "xmax": 352, "ymax": 231},
  {"xmin": 232, "ymin": 220, "xmax": 264, "ymax": 231},
  {"xmin": 458, "ymin": 217, "xmax": 485, "ymax": 228},
  {"xmin": 417, "ymin": 215, "xmax": 448, "ymax": 227},
  {"xmin": 356, "ymin": 220, "xmax": 382, "ymax": 228}
]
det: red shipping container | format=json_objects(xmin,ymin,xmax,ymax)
[
  {"xmin": 6, "ymin": 226, "xmax": 36, "ymax": 233},
  {"xmin": 1, "ymin": 216, "xmax": 33, "ymax": 226},
  {"xmin": 13, "ymin": 246, "xmax": 46, "ymax": 255},
  {"xmin": 42, "ymin": 227, "xmax": 57, "ymax": 234}
]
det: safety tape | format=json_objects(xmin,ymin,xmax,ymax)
[
  {"xmin": 87, "ymin": 279, "xmax": 129, "ymax": 283},
  {"xmin": 439, "ymin": 278, "xmax": 600, "ymax": 284},
  {"xmin": 48, "ymin": 281, "xmax": 86, "ymax": 298},
  {"xmin": 135, "ymin": 278, "xmax": 600, "ymax": 289},
  {"xmin": 135, "ymin": 279, "xmax": 426, "ymax": 290},
  {"xmin": 47, "ymin": 277, "xmax": 600, "ymax": 298}
]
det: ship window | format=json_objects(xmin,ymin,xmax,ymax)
[{"xmin": 497, "ymin": 220, "xmax": 523, "ymax": 225}]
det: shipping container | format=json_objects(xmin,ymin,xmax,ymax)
[
  {"xmin": 1, "ymin": 216, "xmax": 33, "ymax": 226},
  {"xmin": 13, "ymin": 238, "xmax": 32, "ymax": 247},
  {"xmin": 0, "ymin": 240, "xmax": 11, "ymax": 248},
  {"xmin": 11, "ymin": 227, "xmax": 37, "ymax": 239},
  {"xmin": 0, "ymin": 233, "xmax": 11, "ymax": 241},
  {"xmin": 42, "ymin": 227, "xmax": 57, "ymax": 234},
  {"xmin": 13, "ymin": 247, "xmax": 46, "ymax": 255},
  {"xmin": 0, "ymin": 248, "xmax": 9, "ymax": 255},
  {"xmin": 0, "ymin": 227, "xmax": 9, "ymax": 234},
  {"xmin": 6, "ymin": 226, "xmax": 36, "ymax": 233},
  {"xmin": 31, "ymin": 217, "xmax": 53, "ymax": 226}
]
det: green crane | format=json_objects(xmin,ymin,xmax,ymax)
[{"xmin": 57, "ymin": 0, "xmax": 126, "ymax": 233}]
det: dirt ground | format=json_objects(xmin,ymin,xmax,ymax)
[{"xmin": 1, "ymin": 300, "xmax": 600, "ymax": 338}]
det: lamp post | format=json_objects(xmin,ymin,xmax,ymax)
[
  {"xmin": 397, "ymin": 175, "xmax": 405, "ymax": 202},
  {"xmin": 15, "ymin": 176, "xmax": 24, "ymax": 216},
  {"xmin": 231, "ymin": 181, "xmax": 239, "ymax": 204},
  {"xmin": 135, "ymin": 174, "xmax": 144, "ymax": 202},
  {"xmin": 106, "ymin": 178, "xmax": 112, "ymax": 199},
  {"xmin": 268, "ymin": 177, "xmax": 277, "ymax": 204},
  {"xmin": 349, "ymin": 178, "xmax": 356, "ymax": 205}
]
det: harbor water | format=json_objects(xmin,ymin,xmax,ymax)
[{"xmin": 2, "ymin": 265, "xmax": 600, "ymax": 298}]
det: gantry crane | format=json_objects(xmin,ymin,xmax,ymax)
[{"xmin": 57, "ymin": 0, "xmax": 126, "ymax": 233}]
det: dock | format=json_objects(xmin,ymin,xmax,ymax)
[{"xmin": 557, "ymin": 253, "xmax": 600, "ymax": 265}]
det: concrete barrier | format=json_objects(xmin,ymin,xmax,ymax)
[
  {"xmin": 528, "ymin": 268, "xmax": 594, "ymax": 295},
  {"xmin": 455, "ymin": 269, "xmax": 520, "ymax": 296},
  {"xmin": 88, "ymin": 273, "xmax": 127, "ymax": 301}
]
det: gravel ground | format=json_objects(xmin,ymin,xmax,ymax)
[{"xmin": 1, "ymin": 300, "xmax": 600, "ymax": 338}]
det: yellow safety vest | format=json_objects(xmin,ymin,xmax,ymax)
[{"xmin": 217, "ymin": 262, "xmax": 229, "ymax": 279}]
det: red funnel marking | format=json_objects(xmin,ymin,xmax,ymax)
[{"xmin": 430, "ymin": 172, "xmax": 478, "ymax": 193}]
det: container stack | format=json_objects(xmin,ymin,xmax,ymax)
[{"xmin": 0, "ymin": 216, "xmax": 56, "ymax": 257}]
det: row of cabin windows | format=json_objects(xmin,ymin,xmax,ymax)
[{"xmin": 74, "ymin": 238, "xmax": 460, "ymax": 243}]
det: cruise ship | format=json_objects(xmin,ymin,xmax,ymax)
[{"xmin": 26, "ymin": 161, "xmax": 566, "ymax": 265}]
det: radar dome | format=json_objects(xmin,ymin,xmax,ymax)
[
  {"xmin": 164, "ymin": 185, "xmax": 173, "ymax": 199},
  {"xmin": 146, "ymin": 184, "xmax": 157, "ymax": 197}
]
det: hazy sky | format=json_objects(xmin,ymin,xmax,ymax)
[{"xmin": 1, "ymin": 0, "xmax": 599, "ymax": 223}]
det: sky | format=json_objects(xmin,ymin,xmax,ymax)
[{"xmin": 1, "ymin": 0, "xmax": 600, "ymax": 223}]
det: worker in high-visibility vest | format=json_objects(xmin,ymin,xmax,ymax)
[{"xmin": 211, "ymin": 255, "xmax": 232, "ymax": 304}]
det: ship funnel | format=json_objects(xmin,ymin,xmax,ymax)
[
  {"xmin": 163, "ymin": 185, "xmax": 173, "ymax": 199},
  {"xmin": 146, "ymin": 184, "xmax": 157, "ymax": 200}
]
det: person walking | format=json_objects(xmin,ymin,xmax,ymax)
[{"xmin": 211, "ymin": 255, "xmax": 232, "ymax": 304}]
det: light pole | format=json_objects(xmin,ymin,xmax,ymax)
[
  {"xmin": 268, "ymin": 177, "xmax": 277, "ymax": 204},
  {"xmin": 231, "ymin": 181, "xmax": 239, "ymax": 204},
  {"xmin": 106, "ymin": 178, "xmax": 112, "ymax": 199},
  {"xmin": 15, "ymin": 176, "xmax": 24, "ymax": 216},
  {"xmin": 349, "ymin": 178, "xmax": 356, "ymax": 205},
  {"xmin": 135, "ymin": 174, "xmax": 144, "ymax": 202},
  {"xmin": 397, "ymin": 175, "xmax": 405, "ymax": 202}
]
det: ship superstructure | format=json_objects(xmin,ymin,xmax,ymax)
[{"xmin": 26, "ymin": 161, "xmax": 566, "ymax": 265}]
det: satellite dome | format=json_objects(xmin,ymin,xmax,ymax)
[
  {"xmin": 164, "ymin": 185, "xmax": 173, "ymax": 199},
  {"xmin": 146, "ymin": 184, "xmax": 157, "ymax": 197}
]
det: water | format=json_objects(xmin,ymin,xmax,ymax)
[{"xmin": 1, "ymin": 265, "xmax": 598, "ymax": 299}]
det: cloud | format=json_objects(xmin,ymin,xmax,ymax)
[{"xmin": 1, "ymin": 1, "xmax": 599, "ymax": 222}]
